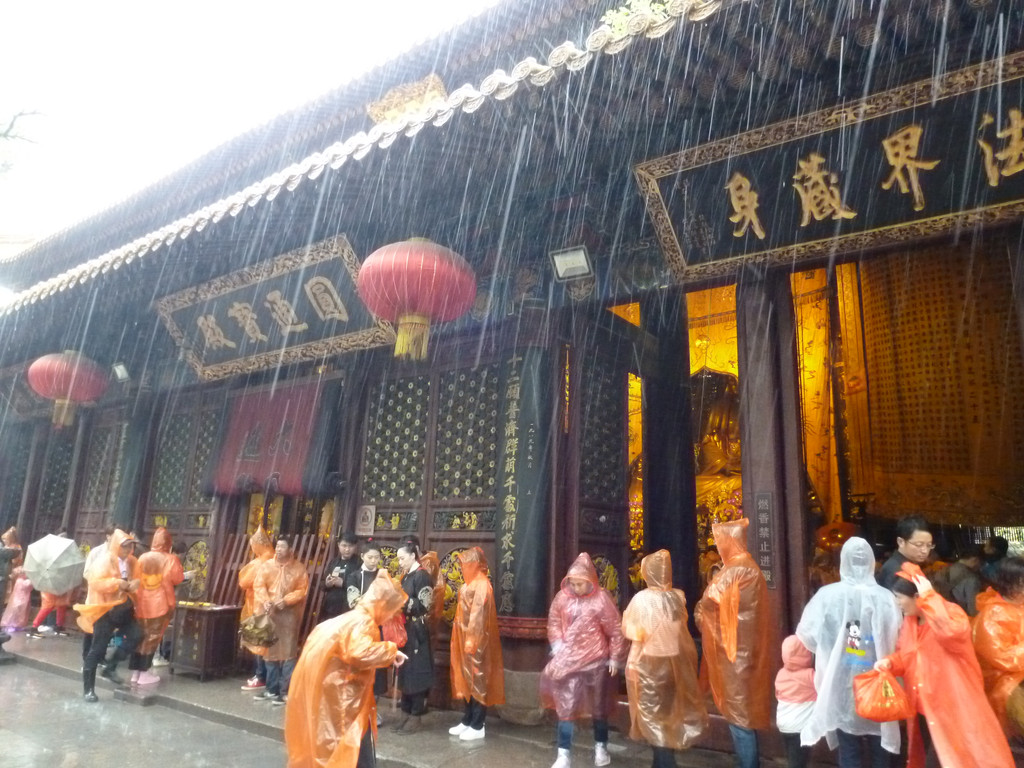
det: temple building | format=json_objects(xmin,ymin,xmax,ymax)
[{"xmin": 1, "ymin": 0, "xmax": 1022, "ymax": 731}]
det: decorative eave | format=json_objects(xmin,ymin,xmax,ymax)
[{"xmin": 0, "ymin": 0, "xmax": 740, "ymax": 317}]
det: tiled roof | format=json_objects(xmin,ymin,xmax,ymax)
[{"xmin": 0, "ymin": 0, "xmax": 738, "ymax": 316}]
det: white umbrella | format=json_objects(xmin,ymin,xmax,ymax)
[{"xmin": 23, "ymin": 534, "xmax": 85, "ymax": 595}]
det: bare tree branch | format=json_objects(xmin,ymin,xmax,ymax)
[{"xmin": 1, "ymin": 111, "xmax": 40, "ymax": 143}]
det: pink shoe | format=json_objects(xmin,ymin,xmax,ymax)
[
  {"xmin": 136, "ymin": 670, "xmax": 161, "ymax": 686},
  {"xmin": 130, "ymin": 670, "xmax": 141, "ymax": 684}
]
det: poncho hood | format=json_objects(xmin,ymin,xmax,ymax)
[
  {"xmin": 248, "ymin": 524, "xmax": 273, "ymax": 559},
  {"xmin": 560, "ymin": 552, "xmax": 599, "ymax": 596},
  {"xmin": 713, "ymin": 518, "xmax": 749, "ymax": 562},
  {"xmin": 641, "ymin": 549, "xmax": 673, "ymax": 591},
  {"xmin": 358, "ymin": 569, "xmax": 408, "ymax": 626}
]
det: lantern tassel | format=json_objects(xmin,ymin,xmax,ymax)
[
  {"xmin": 52, "ymin": 399, "xmax": 76, "ymax": 429},
  {"xmin": 394, "ymin": 313, "xmax": 431, "ymax": 361}
]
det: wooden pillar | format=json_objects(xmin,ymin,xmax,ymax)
[
  {"xmin": 736, "ymin": 266, "xmax": 807, "ymax": 633},
  {"xmin": 641, "ymin": 292, "xmax": 699, "ymax": 603}
]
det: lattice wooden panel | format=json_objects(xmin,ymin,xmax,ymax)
[
  {"xmin": 0, "ymin": 426, "xmax": 32, "ymax": 528},
  {"xmin": 362, "ymin": 375, "xmax": 430, "ymax": 503},
  {"xmin": 150, "ymin": 412, "xmax": 194, "ymax": 508},
  {"xmin": 188, "ymin": 408, "xmax": 219, "ymax": 507},
  {"xmin": 433, "ymin": 364, "xmax": 500, "ymax": 501},
  {"xmin": 38, "ymin": 432, "xmax": 75, "ymax": 518},
  {"xmin": 580, "ymin": 365, "xmax": 627, "ymax": 503},
  {"xmin": 81, "ymin": 424, "xmax": 125, "ymax": 511}
]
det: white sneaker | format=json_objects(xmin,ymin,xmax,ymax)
[
  {"xmin": 594, "ymin": 743, "xmax": 610, "ymax": 767},
  {"xmin": 151, "ymin": 656, "xmax": 169, "ymax": 667},
  {"xmin": 241, "ymin": 676, "xmax": 265, "ymax": 691},
  {"xmin": 459, "ymin": 726, "xmax": 485, "ymax": 741},
  {"xmin": 137, "ymin": 670, "xmax": 161, "ymax": 686},
  {"xmin": 448, "ymin": 722, "xmax": 469, "ymax": 736},
  {"xmin": 552, "ymin": 748, "xmax": 572, "ymax": 768}
]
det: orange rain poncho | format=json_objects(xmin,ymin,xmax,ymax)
[
  {"xmin": 883, "ymin": 567, "xmax": 1014, "ymax": 768},
  {"xmin": 74, "ymin": 529, "xmax": 140, "ymax": 633},
  {"xmin": 418, "ymin": 551, "xmax": 446, "ymax": 634},
  {"xmin": 694, "ymin": 519, "xmax": 772, "ymax": 729},
  {"xmin": 254, "ymin": 549, "xmax": 310, "ymax": 662},
  {"xmin": 450, "ymin": 547, "xmax": 505, "ymax": 706},
  {"xmin": 622, "ymin": 550, "xmax": 708, "ymax": 750},
  {"xmin": 134, "ymin": 527, "xmax": 185, "ymax": 654},
  {"xmin": 238, "ymin": 526, "xmax": 275, "ymax": 656},
  {"xmin": 539, "ymin": 552, "xmax": 626, "ymax": 720},
  {"xmin": 285, "ymin": 570, "xmax": 407, "ymax": 768},
  {"xmin": 973, "ymin": 587, "xmax": 1024, "ymax": 736}
]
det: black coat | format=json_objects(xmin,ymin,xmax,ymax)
[
  {"xmin": 397, "ymin": 567, "xmax": 435, "ymax": 696},
  {"xmin": 320, "ymin": 555, "xmax": 360, "ymax": 619},
  {"xmin": 345, "ymin": 567, "xmax": 388, "ymax": 695}
]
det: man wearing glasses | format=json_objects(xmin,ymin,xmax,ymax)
[{"xmin": 876, "ymin": 515, "xmax": 933, "ymax": 589}]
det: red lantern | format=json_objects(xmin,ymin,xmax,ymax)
[
  {"xmin": 356, "ymin": 238, "xmax": 476, "ymax": 361},
  {"xmin": 27, "ymin": 352, "xmax": 109, "ymax": 427}
]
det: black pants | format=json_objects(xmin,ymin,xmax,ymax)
[
  {"xmin": 357, "ymin": 730, "xmax": 375, "ymax": 768},
  {"xmin": 460, "ymin": 698, "xmax": 487, "ymax": 729},
  {"xmin": 652, "ymin": 747, "xmax": 677, "ymax": 768},
  {"xmin": 129, "ymin": 651, "xmax": 154, "ymax": 671},
  {"xmin": 400, "ymin": 691, "xmax": 428, "ymax": 716},
  {"xmin": 782, "ymin": 732, "xmax": 810, "ymax": 768},
  {"xmin": 84, "ymin": 601, "xmax": 142, "ymax": 673}
]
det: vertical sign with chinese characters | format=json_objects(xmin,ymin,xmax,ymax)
[
  {"xmin": 754, "ymin": 492, "xmax": 776, "ymax": 590},
  {"xmin": 497, "ymin": 354, "xmax": 522, "ymax": 615},
  {"xmin": 495, "ymin": 347, "xmax": 553, "ymax": 617}
]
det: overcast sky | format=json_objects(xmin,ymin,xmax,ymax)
[{"xmin": 0, "ymin": 1, "xmax": 504, "ymax": 266}]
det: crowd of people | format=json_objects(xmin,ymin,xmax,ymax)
[{"xmin": 3, "ymin": 516, "xmax": 1024, "ymax": 768}]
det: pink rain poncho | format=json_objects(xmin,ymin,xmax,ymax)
[
  {"xmin": 795, "ymin": 537, "xmax": 902, "ymax": 753},
  {"xmin": 622, "ymin": 550, "xmax": 708, "ymax": 750},
  {"xmin": 539, "ymin": 552, "xmax": 626, "ymax": 720}
]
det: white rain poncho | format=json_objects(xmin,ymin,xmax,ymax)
[{"xmin": 795, "ymin": 537, "xmax": 903, "ymax": 754}]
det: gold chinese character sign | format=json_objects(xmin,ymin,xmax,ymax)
[
  {"xmin": 635, "ymin": 51, "xmax": 1024, "ymax": 285},
  {"xmin": 155, "ymin": 234, "xmax": 395, "ymax": 381}
]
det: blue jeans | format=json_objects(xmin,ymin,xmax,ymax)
[
  {"xmin": 265, "ymin": 658, "xmax": 296, "ymax": 696},
  {"xmin": 556, "ymin": 719, "xmax": 609, "ymax": 749},
  {"xmin": 836, "ymin": 730, "xmax": 891, "ymax": 768},
  {"xmin": 728, "ymin": 724, "xmax": 759, "ymax": 768},
  {"xmin": 252, "ymin": 654, "xmax": 267, "ymax": 682}
]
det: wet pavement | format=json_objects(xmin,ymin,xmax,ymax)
[{"xmin": 1, "ymin": 629, "xmax": 740, "ymax": 768}]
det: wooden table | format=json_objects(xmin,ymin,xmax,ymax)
[{"xmin": 169, "ymin": 603, "xmax": 241, "ymax": 681}]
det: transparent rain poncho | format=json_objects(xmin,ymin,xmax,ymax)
[
  {"xmin": 694, "ymin": 518, "xmax": 773, "ymax": 729},
  {"xmin": 622, "ymin": 550, "xmax": 708, "ymax": 749},
  {"xmin": 539, "ymin": 552, "xmax": 625, "ymax": 720},
  {"xmin": 795, "ymin": 537, "xmax": 902, "ymax": 753},
  {"xmin": 285, "ymin": 570, "xmax": 406, "ymax": 768}
]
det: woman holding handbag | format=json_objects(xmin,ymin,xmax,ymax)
[{"xmin": 875, "ymin": 562, "xmax": 1013, "ymax": 768}]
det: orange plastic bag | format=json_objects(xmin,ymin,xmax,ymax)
[{"xmin": 853, "ymin": 668, "xmax": 914, "ymax": 722}]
